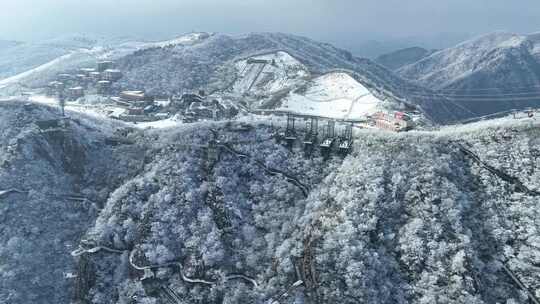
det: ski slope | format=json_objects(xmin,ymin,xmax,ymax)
[
  {"xmin": 278, "ymin": 72, "xmax": 382, "ymax": 120},
  {"xmin": 233, "ymin": 51, "xmax": 309, "ymax": 94}
]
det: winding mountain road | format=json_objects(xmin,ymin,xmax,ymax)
[{"xmin": 128, "ymin": 249, "xmax": 259, "ymax": 287}]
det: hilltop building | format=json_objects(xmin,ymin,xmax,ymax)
[
  {"xmin": 97, "ymin": 81, "xmax": 112, "ymax": 95},
  {"xmin": 79, "ymin": 68, "xmax": 96, "ymax": 77},
  {"xmin": 103, "ymin": 69, "xmax": 123, "ymax": 82},
  {"xmin": 67, "ymin": 87, "xmax": 84, "ymax": 100},
  {"xmin": 120, "ymin": 91, "xmax": 146, "ymax": 102},
  {"xmin": 97, "ymin": 61, "xmax": 114, "ymax": 72}
]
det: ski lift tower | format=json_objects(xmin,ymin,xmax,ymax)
[
  {"xmin": 58, "ymin": 93, "xmax": 66, "ymax": 117},
  {"xmin": 319, "ymin": 120, "xmax": 336, "ymax": 159},
  {"xmin": 338, "ymin": 123, "xmax": 354, "ymax": 155},
  {"xmin": 303, "ymin": 117, "xmax": 318, "ymax": 157},
  {"xmin": 285, "ymin": 114, "xmax": 297, "ymax": 150},
  {"xmin": 206, "ymin": 139, "xmax": 220, "ymax": 170}
]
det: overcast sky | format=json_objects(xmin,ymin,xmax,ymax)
[{"xmin": 2, "ymin": 0, "xmax": 540, "ymax": 54}]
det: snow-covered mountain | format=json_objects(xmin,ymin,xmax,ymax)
[
  {"xmin": 112, "ymin": 32, "xmax": 473, "ymax": 124},
  {"xmin": 0, "ymin": 34, "xmax": 112, "ymax": 80},
  {"xmin": 398, "ymin": 32, "xmax": 540, "ymax": 90},
  {"xmin": 5, "ymin": 31, "xmax": 524, "ymax": 124},
  {"xmin": 0, "ymin": 33, "xmax": 210, "ymax": 89},
  {"xmin": 231, "ymin": 51, "xmax": 309, "ymax": 96},
  {"xmin": 376, "ymin": 46, "xmax": 436, "ymax": 71},
  {"xmin": 228, "ymin": 52, "xmax": 383, "ymax": 119},
  {"xmin": 397, "ymin": 32, "xmax": 540, "ymax": 116},
  {"xmin": 2, "ymin": 101, "xmax": 540, "ymax": 303}
]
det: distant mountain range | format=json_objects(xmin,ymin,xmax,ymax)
[
  {"xmin": 393, "ymin": 32, "xmax": 540, "ymax": 117},
  {"xmin": 0, "ymin": 34, "xmax": 139, "ymax": 81},
  {"xmin": 375, "ymin": 47, "xmax": 437, "ymax": 71},
  {"xmin": 339, "ymin": 32, "xmax": 471, "ymax": 59}
]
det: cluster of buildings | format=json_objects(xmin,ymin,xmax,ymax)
[
  {"xmin": 110, "ymin": 91, "xmax": 164, "ymax": 122},
  {"xmin": 47, "ymin": 61, "xmax": 123, "ymax": 100},
  {"xmin": 368, "ymin": 111, "xmax": 415, "ymax": 132},
  {"xmin": 43, "ymin": 61, "xmax": 239, "ymax": 124},
  {"xmin": 107, "ymin": 90, "xmax": 238, "ymax": 123}
]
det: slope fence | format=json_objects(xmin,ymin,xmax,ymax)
[
  {"xmin": 456, "ymin": 141, "xmax": 540, "ymax": 303},
  {"xmin": 457, "ymin": 142, "xmax": 540, "ymax": 196}
]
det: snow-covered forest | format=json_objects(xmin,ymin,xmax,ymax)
[{"xmin": 1, "ymin": 100, "xmax": 539, "ymax": 303}]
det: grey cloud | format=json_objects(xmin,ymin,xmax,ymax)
[{"xmin": 1, "ymin": 0, "xmax": 539, "ymax": 55}]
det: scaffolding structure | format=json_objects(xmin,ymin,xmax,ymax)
[
  {"xmin": 338, "ymin": 123, "xmax": 353, "ymax": 153},
  {"xmin": 285, "ymin": 114, "xmax": 297, "ymax": 149}
]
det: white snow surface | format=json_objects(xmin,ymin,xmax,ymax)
[
  {"xmin": 134, "ymin": 115, "xmax": 183, "ymax": 129},
  {"xmin": 397, "ymin": 31, "xmax": 534, "ymax": 89},
  {"xmin": 278, "ymin": 72, "xmax": 381, "ymax": 120},
  {"xmin": 27, "ymin": 94, "xmax": 182, "ymax": 129},
  {"xmin": 147, "ymin": 32, "xmax": 210, "ymax": 48},
  {"xmin": 232, "ymin": 51, "xmax": 309, "ymax": 94}
]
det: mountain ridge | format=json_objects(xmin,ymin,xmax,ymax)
[
  {"xmin": 112, "ymin": 32, "xmax": 470, "ymax": 123},
  {"xmin": 376, "ymin": 46, "xmax": 436, "ymax": 70},
  {"xmin": 396, "ymin": 31, "xmax": 540, "ymax": 117}
]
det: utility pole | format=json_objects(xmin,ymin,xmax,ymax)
[{"xmin": 58, "ymin": 93, "xmax": 66, "ymax": 117}]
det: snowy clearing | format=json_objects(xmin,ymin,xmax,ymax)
[
  {"xmin": 278, "ymin": 72, "xmax": 381, "ymax": 120},
  {"xmin": 133, "ymin": 115, "xmax": 184, "ymax": 129}
]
